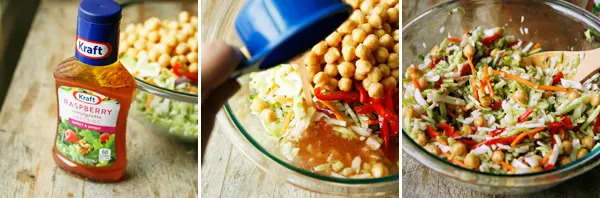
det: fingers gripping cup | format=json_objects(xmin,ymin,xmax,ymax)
[{"xmin": 230, "ymin": 0, "xmax": 352, "ymax": 77}]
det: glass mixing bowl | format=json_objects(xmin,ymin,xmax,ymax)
[
  {"xmin": 403, "ymin": 0, "xmax": 600, "ymax": 194},
  {"xmin": 204, "ymin": 0, "xmax": 399, "ymax": 196},
  {"xmin": 121, "ymin": 1, "xmax": 199, "ymax": 142}
]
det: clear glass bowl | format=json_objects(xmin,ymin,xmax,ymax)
[
  {"xmin": 121, "ymin": 1, "xmax": 199, "ymax": 142},
  {"xmin": 204, "ymin": 0, "xmax": 399, "ymax": 196},
  {"xmin": 403, "ymin": 0, "xmax": 600, "ymax": 194}
]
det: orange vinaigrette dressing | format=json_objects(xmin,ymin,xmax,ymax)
[{"xmin": 52, "ymin": 0, "xmax": 135, "ymax": 182}]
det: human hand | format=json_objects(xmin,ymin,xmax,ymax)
[{"xmin": 200, "ymin": 41, "xmax": 242, "ymax": 164}]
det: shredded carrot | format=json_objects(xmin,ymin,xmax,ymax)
[
  {"xmin": 366, "ymin": 120, "xmax": 379, "ymax": 125},
  {"xmin": 281, "ymin": 108, "xmax": 294, "ymax": 136},
  {"xmin": 464, "ymin": 29, "xmax": 470, "ymax": 34},
  {"xmin": 532, "ymin": 43, "xmax": 541, "ymax": 50},
  {"xmin": 483, "ymin": 65, "xmax": 495, "ymax": 97},
  {"xmin": 412, "ymin": 78, "xmax": 422, "ymax": 91},
  {"xmin": 265, "ymin": 84, "xmax": 278, "ymax": 95},
  {"xmin": 542, "ymin": 152, "xmax": 551, "ymax": 165},
  {"xmin": 319, "ymin": 100, "xmax": 344, "ymax": 120},
  {"xmin": 460, "ymin": 105, "xmax": 467, "ymax": 111},
  {"xmin": 467, "ymin": 56, "xmax": 476, "ymax": 76},
  {"xmin": 146, "ymin": 94, "xmax": 153, "ymax": 109},
  {"xmin": 438, "ymin": 139, "xmax": 448, "ymax": 145},
  {"xmin": 491, "ymin": 69, "xmax": 570, "ymax": 92},
  {"xmin": 146, "ymin": 79, "xmax": 156, "ymax": 85},
  {"xmin": 511, "ymin": 127, "xmax": 546, "ymax": 147},
  {"xmin": 448, "ymin": 37, "xmax": 461, "ymax": 43},
  {"xmin": 470, "ymin": 77, "xmax": 479, "ymax": 100},
  {"xmin": 500, "ymin": 161, "xmax": 514, "ymax": 171},
  {"xmin": 187, "ymin": 86, "xmax": 197, "ymax": 93},
  {"xmin": 453, "ymin": 159, "xmax": 466, "ymax": 167}
]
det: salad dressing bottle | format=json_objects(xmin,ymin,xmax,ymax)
[{"xmin": 53, "ymin": 0, "xmax": 135, "ymax": 182}]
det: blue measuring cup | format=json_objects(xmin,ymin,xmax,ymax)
[{"xmin": 230, "ymin": 0, "xmax": 352, "ymax": 77}]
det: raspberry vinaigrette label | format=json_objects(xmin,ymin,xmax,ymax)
[{"xmin": 55, "ymin": 86, "xmax": 120, "ymax": 167}]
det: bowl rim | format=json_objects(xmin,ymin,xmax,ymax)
[
  {"xmin": 223, "ymin": 104, "xmax": 400, "ymax": 184},
  {"xmin": 402, "ymin": 0, "xmax": 600, "ymax": 182}
]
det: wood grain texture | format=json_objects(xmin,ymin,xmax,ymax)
[
  {"xmin": 402, "ymin": 0, "xmax": 600, "ymax": 198},
  {"xmin": 0, "ymin": 0, "xmax": 197, "ymax": 197}
]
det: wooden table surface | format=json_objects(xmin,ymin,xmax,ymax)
[
  {"xmin": 0, "ymin": 0, "xmax": 198, "ymax": 197},
  {"xmin": 401, "ymin": 0, "xmax": 600, "ymax": 198}
]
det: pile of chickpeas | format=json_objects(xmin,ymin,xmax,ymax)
[
  {"xmin": 119, "ymin": 11, "xmax": 198, "ymax": 74},
  {"xmin": 306, "ymin": 0, "xmax": 399, "ymax": 98}
]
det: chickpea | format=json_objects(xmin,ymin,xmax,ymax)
[
  {"xmin": 349, "ymin": 10, "xmax": 367, "ymax": 24},
  {"xmin": 157, "ymin": 53, "xmax": 171, "ymax": 68},
  {"xmin": 378, "ymin": 64, "xmax": 391, "ymax": 78},
  {"xmin": 513, "ymin": 89, "xmax": 528, "ymax": 104},
  {"xmin": 487, "ymin": 150, "xmax": 504, "ymax": 163},
  {"xmin": 403, "ymin": 107, "xmax": 414, "ymax": 118},
  {"xmin": 313, "ymin": 72, "xmax": 329, "ymax": 85},
  {"xmin": 125, "ymin": 24, "xmax": 136, "ymax": 34},
  {"xmin": 562, "ymin": 140, "xmax": 572, "ymax": 154},
  {"xmin": 461, "ymin": 125, "xmax": 472, "ymax": 135},
  {"xmin": 175, "ymin": 43, "xmax": 191, "ymax": 55},
  {"xmin": 416, "ymin": 133, "xmax": 428, "ymax": 146},
  {"xmin": 250, "ymin": 98, "xmax": 268, "ymax": 112},
  {"xmin": 324, "ymin": 63, "xmax": 338, "ymax": 77},
  {"xmin": 125, "ymin": 48, "xmax": 138, "ymax": 58},
  {"xmin": 558, "ymin": 156, "xmax": 571, "ymax": 166},
  {"xmin": 374, "ymin": 29, "xmax": 386, "ymax": 38},
  {"xmin": 542, "ymin": 91, "xmax": 553, "ymax": 98},
  {"xmin": 356, "ymin": 59, "xmax": 373, "ymax": 75},
  {"xmin": 355, "ymin": 44, "xmax": 370, "ymax": 60},
  {"xmin": 379, "ymin": 34, "xmax": 394, "ymax": 48},
  {"xmin": 368, "ymin": 82, "xmax": 384, "ymax": 98},
  {"xmin": 188, "ymin": 39, "xmax": 198, "ymax": 52},
  {"xmin": 338, "ymin": 62, "xmax": 356, "ymax": 78},
  {"xmin": 367, "ymin": 67, "xmax": 383, "ymax": 82},
  {"xmin": 342, "ymin": 35, "xmax": 357, "ymax": 47},
  {"xmin": 360, "ymin": 23, "xmax": 373, "ymax": 34},
  {"xmin": 186, "ymin": 52, "xmax": 198, "ymax": 63},
  {"xmin": 591, "ymin": 93, "xmax": 600, "ymax": 107},
  {"xmin": 382, "ymin": 23, "xmax": 392, "ymax": 34},
  {"xmin": 582, "ymin": 136, "xmax": 595, "ymax": 150},
  {"xmin": 424, "ymin": 144, "xmax": 440, "ymax": 155},
  {"xmin": 381, "ymin": 76, "xmax": 397, "ymax": 88},
  {"xmin": 568, "ymin": 91, "xmax": 581, "ymax": 100},
  {"xmin": 531, "ymin": 166, "xmax": 543, "ymax": 172},
  {"xmin": 577, "ymin": 148, "xmax": 589, "ymax": 159},
  {"xmin": 393, "ymin": 43, "xmax": 399, "ymax": 54},
  {"xmin": 147, "ymin": 31, "xmax": 160, "ymax": 43},
  {"xmin": 162, "ymin": 35, "xmax": 178, "ymax": 48},
  {"xmin": 167, "ymin": 29, "xmax": 178, "ymax": 37},
  {"xmin": 338, "ymin": 77, "xmax": 353, "ymax": 92},
  {"xmin": 131, "ymin": 39, "xmax": 144, "ymax": 50},
  {"xmin": 362, "ymin": 78, "xmax": 373, "ymax": 90},
  {"xmin": 346, "ymin": 0, "xmax": 361, "ymax": 9},
  {"xmin": 371, "ymin": 163, "xmax": 389, "ymax": 177},
  {"xmin": 144, "ymin": 18, "xmax": 161, "ymax": 31},
  {"xmin": 375, "ymin": 47, "xmax": 389, "ymax": 63},
  {"xmin": 351, "ymin": 28, "xmax": 367, "ymax": 43},
  {"xmin": 367, "ymin": 14, "xmax": 382, "ymax": 28},
  {"xmin": 451, "ymin": 142, "xmax": 467, "ymax": 156},
  {"xmin": 190, "ymin": 16, "xmax": 198, "ymax": 27},
  {"xmin": 463, "ymin": 44, "xmax": 475, "ymax": 58},
  {"xmin": 371, "ymin": 5, "xmax": 387, "ymax": 20},
  {"xmin": 154, "ymin": 43, "xmax": 173, "ymax": 55},
  {"xmin": 170, "ymin": 55, "xmax": 187, "ymax": 67},
  {"xmin": 417, "ymin": 77, "xmax": 428, "ymax": 90},
  {"xmin": 324, "ymin": 47, "xmax": 341, "ymax": 63},
  {"xmin": 176, "ymin": 31, "xmax": 190, "ymax": 42},
  {"xmin": 337, "ymin": 20, "xmax": 357, "ymax": 34},
  {"xmin": 327, "ymin": 78, "xmax": 338, "ymax": 91},
  {"xmin": 312, "ymin": 41, "xmax": 328, "ymax": 55},
  {"xmin": 391, "ymin": 68, "xmax": 399, "ymax": 79},
  {"xmin": 464, "ymin": 154, "xmax": 480, "ymax": 169},
  {"xmin": 136, "ymin": 50, "xmax": 148, "ymax": 61},
  {"xmin": 118, "ymin": 42, "xmax": 130, "ymax": 52},
  {"xmin": 386, "ymin": 53, "xmax": 399, "ymax": 69},
  {"xmin": 178, "ymin": 11, "xmax": 191, "ymax": 23},
  {"xmin": 325, "ymin": 32, "xmax": 342, "ymax": 47},
  {"xmin": 386, "ymin": 7, "xmax": 399, "ymax": 23},
  {"xmin": 119, "ymin": 32, "xmax": 127, "ymax": 41},
  {"xmin": 304, "ymin": 51, "xmax": 319, "ymax": 65},
  {"xmin": 261, "ymin": 109, "xmax": 276, "ymax": 122},
  {"xmin": 363, "ymin": 34, "xmax": 379, "ymax": 50},
  {"xmin": 474, "ymin": 116, "xmax": 486, "ymax": 127},
  {"xmin": 188, "ymin": 63, "xmax": 198, "ymax": 73},
  {"xmin": 342, "ymin": 45, "xmax": 356, "ymax": 61},
  {"xmin": 147, "ymin": 50, "xmax": 160, "ymax": 62},
  {"xmin": 360, "ymin": 0, "xmax": 374, "ymax": 12},
  {"xmin": 407, "ymin": 67, "xmax": 421, "ymax": 79},
  {"xmin": 307, "ymin": 65, "xmax": 321, "ymax": 79},
  {"xmin": 479, "ymin": 96, "xmax": 492, "ymax": 108}
]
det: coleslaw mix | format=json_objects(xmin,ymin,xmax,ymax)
[{"xmin": 403, "ymin": 26, "xmax": 600, "ymax": 174}]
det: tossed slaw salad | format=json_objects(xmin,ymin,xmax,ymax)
[{"xmin": 403, "ymin": 26, "xmax": 600, "ymax": 174}]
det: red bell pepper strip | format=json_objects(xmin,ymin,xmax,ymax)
[
  {"xmin": 355, "ymin": 83, "xmax": 369, "ymax": 104},
  {"xmin": 354, "ymin": 104, "xmax": 375, "ymax": 114},
  {"xmin": 552, "ymin": 72, "xmax": 563, "ymax": 86},
  {"xmin": 457, "ymin": 139, "xmax": 478, "ymax": 146},
  {"xmin": 447, "ymin": 37, "xmax": 461, "ymax": 44},
  {"xmin": 482, "ymin": 136, "xmax": 517, "ymax": 146},
  {"xmin": 481, "ymin": 34, "xmax": 501, "ymax": 45},
  {"xmin": 380, "ymin": 119, "xmax": 390, "ymax": 150},
  {"xmin": 593, "ymin": 115, "xmax": 600, "ymax": 134},
  {"xmin": 550, "ymin": 128, "xmax": 557, "ymax": 144},
  {"xmin": 490, "ymin": 100, "xmax": 502, "ymax": 110},
  {"xmin": 438, "ymin": 122, "xmax": 455, "ymax": 137},
  {"xmin": 434, "ymin": 78, "xmax": 444, "ymax": 89},
  {"xmin": 384, "ymin": 86, "xmax": 395, "ymax": 113},
  {"xmin": 372, "ymin": 103, "xmax": 399, "ymax": 122},
  {"xmin": 391, "ymin": 121, "xmax": 399, "ymax": 136},
  {"xmin": 426, "ymin": 125, "xmax": 441, "ymax": 138},
  {"xmin": 517, "ymin": 108, "xmax": 534, "ymax": 123},
  {"xmin": 172, "ymin": 63, "xmax": 198, "ymax": 85},
  {"xmin": 561, "ymin": 116, "xmax": 573, "ymax": 129},
  {"xmin": 369, "ymin": 96, "xmax": 383, "ymax": 104},
  {"xmin": 460, "ymin": 63, "xmax": 472, "ymax": 76},
  {"xmin": 314, "ymin": 87, "xmax": 360, "ymax": 102},
  {"xmin": 543, "ymin": 164, "xmax": 555, "ymax": 171},
  {"xmin": 429, "ymin": 59, "xmax": 442, "ymax": 69},
  {"xmin": 508, "ymin": 40, "xmax": 523, "ymax": 48},
  {"xmin": 489, "ymin": 128, "xmax": 506, "ymax": 137}
]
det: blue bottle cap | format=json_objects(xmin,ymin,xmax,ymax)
[
  {"xmin": 75, "ymin": 0, "xmax": 122, "ymax": 66},
  {"xmin": 232, "ymin": 0, "xmax": 351, "ymax": 77}
]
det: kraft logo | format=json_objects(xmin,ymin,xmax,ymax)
[
  {"xmin": 76, "ymin": 37, "xmax": 111, "ymax": 59},
  {"xmin": 73, "ymin": 92, "xmax": 102, "ymax": 105}
]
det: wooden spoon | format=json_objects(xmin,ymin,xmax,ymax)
[{"xmin": 522, "ymin": 48, "xmax": 600, "ymax": 82}]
